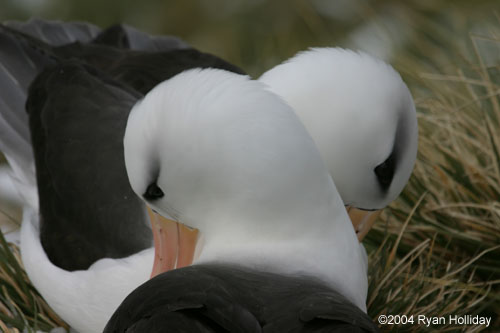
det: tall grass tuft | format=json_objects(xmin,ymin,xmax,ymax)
[{"xmin": 366, "ymin": 24, "xmax": 500, "ymax": 331}]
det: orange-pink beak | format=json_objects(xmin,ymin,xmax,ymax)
[
  {"xmin": 346, "ymin": 206, "xmax": 381, "ymax": 241},
  {"xmin": 147, "ymin": 208, "xmax": 199, "ymax": 278}
]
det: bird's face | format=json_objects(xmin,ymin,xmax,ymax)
[
  {"xmin": 328, "ymin": 86, "xmax": 417, "ymax": 239},
  {"xmin": 124, "ymin": 68, "xmax": 343, "ymax": 276},
  {"xmin": 122, "ymin": 75, "xmax": 202, "ymax": 277},
  {"xmin": 260, "ymin": 47, "xmax": 418, "ymax": 239}
]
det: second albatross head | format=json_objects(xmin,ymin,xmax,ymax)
[{"xmin": 260, "ymin": 48, "xmax": 418, "ymax": 239}]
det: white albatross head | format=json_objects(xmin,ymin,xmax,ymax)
[
  {"xmin": 260, "ymin": 48, "xmax": 418, "ymax": 239},
  {"xmin": 123, "ymin": 68, "xmax": 368, "ymax": 311}
]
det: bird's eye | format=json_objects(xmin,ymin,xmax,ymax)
[
  {"xmin": 143, "ymin": 182, "xmax": 164, "ymax": 201},
  {"xmin": 374, "ymin": 152, "xmax": 396, "ymax": 192}
]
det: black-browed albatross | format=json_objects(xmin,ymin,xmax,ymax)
[
  {"xmin": 105, "ymin": 68, "xmax": 379, "ymax": 332},
  {"xmin": 0, "ymin": 19, "xmax": 244, "ymax": 332},
  {"xmin": 259, "ymin": 47, "xmax": 418, "ymax": 240}
]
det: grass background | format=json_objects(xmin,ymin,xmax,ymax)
[{"xmin": 0, "ymin": 0, "xmax": 499, "ymax": 331}]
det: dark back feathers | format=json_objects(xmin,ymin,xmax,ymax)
[{"xmin": 104, "ymin": 264, "xmax": 379, "ymax": 333}]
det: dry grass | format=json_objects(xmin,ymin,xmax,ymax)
[
  {"xmin": 365, "ymin": 26, "xmax": 500, "ymax": 331},
  {"xmin": 0, "ymin": 228, "xmax": 68, "ymax": 332}
]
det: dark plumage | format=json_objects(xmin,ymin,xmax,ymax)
[
  {"xmin": 104, "ymin": 264, "xmax": 379, "ymax": 333},
  {"xmin": 0, "ymin": 19, "xmax": 245, "ymax": 270},
  {"xmin": 27, "ymin": 61, "xmax": 150, "ymax": 271}
]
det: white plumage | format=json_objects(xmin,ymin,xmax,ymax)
[
  {"xmin": 21, "ymin": 208, "xmax": 153, "ymax": 332},
  {"xmin": 260, "ymin": 48, "xmax": 418, "ymax": 210},
  {"xmin": 124, "ymin": 68, "xmax": 368, "ymax": 311}
]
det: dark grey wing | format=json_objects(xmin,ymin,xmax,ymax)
[
  {"xmin": 200, "ymin": 265, "xmax": 379, "ymax": 333},
  {"xmin": 107, "ymin": 48, "xmax": 246, "ymax": 94},
  {"xmin": 104, "ymin": 266, "xmax": 262, "ymax": 333},
  {"xmin": 115, "ymin": 311, "xmax": 223, "ymax": 333},
  {"xmin": 0, "ymin": 23, "xmax": 59, "ymax": 192},
  {"xmin": 53, "ymin": 42, "xmax": 245, "ymax": 95},
  {"xmin": 27, "ymin": 61, "xmax": 152, "ymax": 271},
  {"xmin": 105, "ymin": 264, "xmax": 378, "ymax": 332},
  {"xmin": 4, "ymin": 18, "xmax": 100, "ymax": 46},
  {"xmin": 122, "ymin": 24, "xmax": 190, "ymax": 51},
  {"xmin": 0, "ymin": 18, "xmax": 99, "ymax": 197},
  {"xmin": 297, "ymin": 293, "xmax": 379, "ymax": 332},
  {"xmin": 92, "ymin": 24, "xmax": 190, "ymax": 52}
]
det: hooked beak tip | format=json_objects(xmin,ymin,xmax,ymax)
[{"xmin": 345, "ymin": 206, "xmax": 382, "ymax": 241}]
